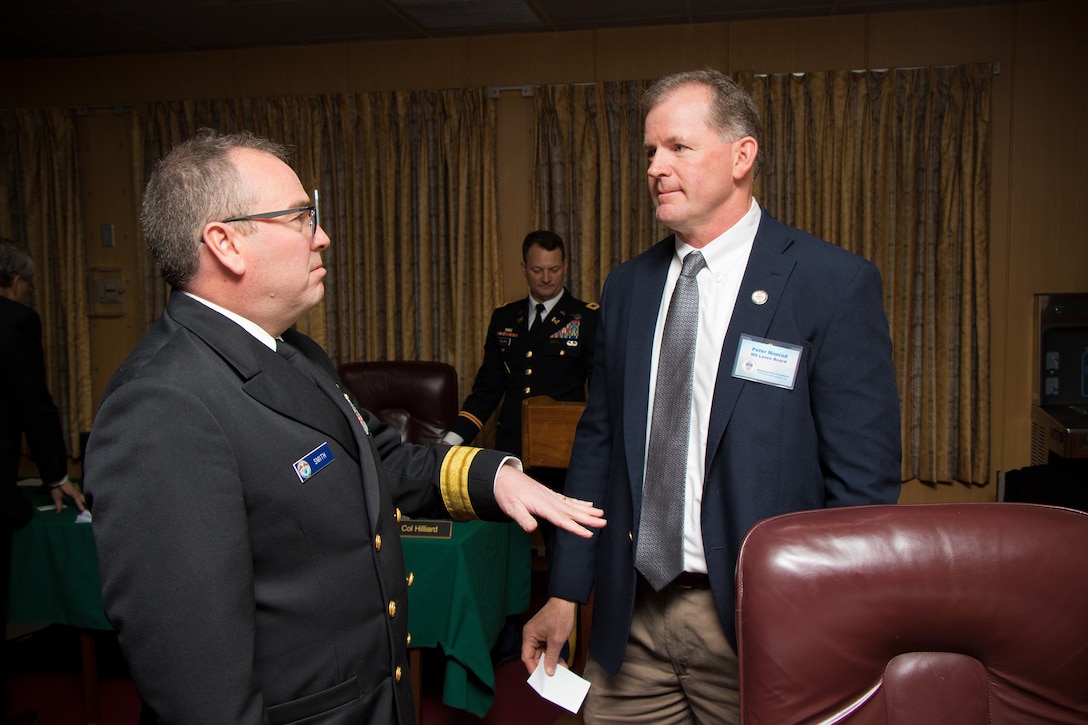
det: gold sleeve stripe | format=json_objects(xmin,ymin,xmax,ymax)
[
  {"xmin": 440, "ymin": 446, "xmax": 480, "ymax": 519},
  {"xmin": 458, "ymin": 411, "xmax": 484, "ymax": 430}
]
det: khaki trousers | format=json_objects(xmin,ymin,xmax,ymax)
[{"xmin": 583, "ymin": 580, "xmax": 739, "ymax": 725}]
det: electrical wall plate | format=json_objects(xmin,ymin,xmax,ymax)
[{"xmin": 87, "ymin": 266, "xmax": 126, "ymax": 318}]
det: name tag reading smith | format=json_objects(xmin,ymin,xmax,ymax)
[{"xmin": 293, "ymin": 442, "xmax": 334, "ymax": 483}]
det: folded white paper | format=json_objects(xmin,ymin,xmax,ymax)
[{"xmin": 527, "ymin": 654, "xmax": 591, "ymax": 714}]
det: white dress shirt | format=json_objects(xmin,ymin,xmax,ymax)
[{"xmin": 645, "ymin": 199, "xmax": 761, "ymax": 573}]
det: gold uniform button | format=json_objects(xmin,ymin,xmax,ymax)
[
  {"xmin": 395, "ymin": 508, "xmax": 402, "ymax": 523},
  {"xmin": 388, "ymin": 600, "xmax": 397, "ymax": 618},
  {"xmin": 526, "ymin": 350, "xmax": 533, "ymax": 358},
  {"xmin": 406, "ymin": 572, "xmax": 415, "ymax": 587},
  {"xmin": 407, "ymin": 633, "xmax": 412, "ymax": 647},
  {"xmin": 524, "ymin": 387, "xmax": 531, "ymax": 395},
  {"xmin": 628, "ymin": 531, "xmax": 633, "ymax": 541},
  {"xmin": 374, "ymin": 534, "xmax": 382, "ymax": 551},
  {"xmin": 395, "ymin": 666, "xmax": 403, "ymax": 682},
  {"xmin": 526, "ymin": 368, "xmax": 533, "ymax": 376}
]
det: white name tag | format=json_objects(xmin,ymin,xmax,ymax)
[{"xmin": 731, "ymin": 334, "xmax": 803, "ymax": 390}]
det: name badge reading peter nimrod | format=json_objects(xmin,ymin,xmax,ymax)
[
  {"xmin": 293, "ymin": 442, "xmax": 335, "ymax": 483},
  {"xmin": 732, "ymin": 334, "xmax": 803, "ymax": 390}
]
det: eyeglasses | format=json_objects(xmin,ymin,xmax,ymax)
[{"xmin": 222, "ymin": 189, "xmax": 320, "ymax": 241}]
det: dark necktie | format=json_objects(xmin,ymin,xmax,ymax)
[
  {"xmin": 529, "ymin": 302, "xmax": 546, "ymax": 342},
  {"xmin": 635, "ymin": 251, "xmax": 707, "ymax": 591}
]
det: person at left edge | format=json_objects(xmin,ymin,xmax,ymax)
[
  {"xmin": 1, "ymin": 239, "xmax": 86, "ymax": 725},
  {"xmin": 84, "ymin": 130, "xmax": 605, "ymax": 725}
]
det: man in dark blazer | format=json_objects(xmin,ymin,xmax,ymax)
[
  {"xmin": 85, "ymin": 130, "xmax": 603, "ymax": 725},
  {"xmin": 444, "ymin": 230, "xmax": 597, "ymax": 457},
  {"xmin": 1, "ymin": 239, "xmax": 86, "ymax": 723},
  {"xmin": 522, "ymin": 70, "xmax": 901, "ymax": 723}
]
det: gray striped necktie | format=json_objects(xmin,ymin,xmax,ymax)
[{"xmin": 635, "ymin": 250, "xmax": 706, "ymax": 591}]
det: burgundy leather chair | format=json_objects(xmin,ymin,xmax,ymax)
[
  {"xmin": 337, "ymin": 360, "xmax": 458, "ymax": 444},
  {"xmin": 736, "ymin": 503, "xmax": 1088, "ymax": 725}
]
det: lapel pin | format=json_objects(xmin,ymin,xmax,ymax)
[{"xmin": 751, "ymin": 290, "xmax": 769, "ymax": 305}]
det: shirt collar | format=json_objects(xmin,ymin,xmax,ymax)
[
  {"xmin": 674, "ymin": 198, "xmax": 762, "ymax": 278},
  {"xmin": 181, "ymin": 291, "xmax": 279, "ymax": 351},
  {"xmin": 529, "ymin": 288, "xmax": 565, "ymax": 316}
]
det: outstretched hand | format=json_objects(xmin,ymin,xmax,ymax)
[{"xmin": 494, "ymin": 464, "xmax": 605, "ymax": 537}]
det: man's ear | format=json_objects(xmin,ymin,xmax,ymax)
[
  {"xmin": 201, "ymin": 222, "xmax": 246, "ymax": 276},
  {"xmin": 733, "ymin": 137, "xmax": 758, "ymax": 180}
]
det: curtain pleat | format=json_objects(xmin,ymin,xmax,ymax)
[
  {"xmin": 0, "ymin": 108, "xmax": 92, "ymax": 457},
  {"xmin": 3, "ymin": 69, "xmax": 989, "ymax": 485},
  {"xmin": 534, "ymin": 66, "xmax": 992, "ymax": 486},
  {"xmin": 131, "ymin": 91, "xmax": 501, "ymax": 397},
  {"xmin": 533, "ymin": 82, "xmax": 665, "ymax": 301}
]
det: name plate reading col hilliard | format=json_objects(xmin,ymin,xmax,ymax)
[{"xmin": 400, "ymin": 519, "xmax": 453, "ymax": 539}]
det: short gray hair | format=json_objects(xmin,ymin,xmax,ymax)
[
  {"xmin": 0, "ymin": 238, "xmax": 35, "ymax": 287},
  {"xmin": 642, "ymin": 68, "xmax": 763, "ymax": 177},
  {"xmin": 140, "ymin": 129, "xmax": 290, "ymax": 288}
]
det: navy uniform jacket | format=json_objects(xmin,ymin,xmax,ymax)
[
  {"xmin": 0, "ymin": 296, "xmax": 67, "ymax": 525},
  {"xmin": 550, "ymin": 210, "xmax": 902, "ymax": 674},
  {"xmin": 86, "ymin": 292, "xmax": 510, "ymax": 724},
  {"xmin": 450, "ymin": 290, "xmax": 598, "ymax": 456}
]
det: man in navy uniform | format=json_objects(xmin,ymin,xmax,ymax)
[
  {"xmin": 85, "ymin": 132, "xmax": 604, "ymax": 724},
  {"xmin": 443, "ymin": 230, "xmax": 597, "ymax": 459}
]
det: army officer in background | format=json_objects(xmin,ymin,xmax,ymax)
[{"xmin": 443, "ymin": 230, "xmax": 597, "ymax": 459}]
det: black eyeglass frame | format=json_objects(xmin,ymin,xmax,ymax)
[{"xmin": 221, "ymin": 189, "xmax": 320, "ymax": 241}]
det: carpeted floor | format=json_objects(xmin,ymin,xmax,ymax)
[
  {"xmin": 5, "ymin": 609, "xmax": 579, "ymax": 724},
  {"xmin": 5, "ymin": 631, "xmax": 573, "ymax": 725}
]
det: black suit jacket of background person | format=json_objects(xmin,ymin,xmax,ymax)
[
  {"xmin": 85, "ymin": 291, "xmax": 513, "ymax": 725},
  {"xmin": 449, "ymin": 290, "xmax": 598, "ymax": 456},
  {"xmin": 0, "ymin": 295, "xmax": 67, "ymax": 527}
]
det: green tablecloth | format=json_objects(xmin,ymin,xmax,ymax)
[
  {"xmin": 8, "ymin": 488, "xmax": 530, "ymax": 717},
  {"xmin": 8, "ymin": 488, "xmax": 109, "ymax": 630},
  {"xmin": 401, "ymin": 520, "xmax": 531, "ymax": 717}
]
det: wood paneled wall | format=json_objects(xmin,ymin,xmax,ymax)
[{"xmin": 2, "ymin": 1, "xmax": 1086, "ymax": 504}]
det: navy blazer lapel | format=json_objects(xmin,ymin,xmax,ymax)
[
  {"xmin": 623, "ymin": 239, "xmax": 674, "ymax": 500},
  {"xmin": 167, "ymin": 293, "xmax": 360, "ymax": 461},
  {"xmin": 705, "ymin": 213, "xmax": 798, "ymax": 466}
]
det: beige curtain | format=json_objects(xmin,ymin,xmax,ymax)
[
  {"xmin": 534, "ymin": 65, "xmax": 992, "ymax": 486},
  {"xmin": 748, "ymin": 65, "xmax": 992, "ymax": 487},
  {"xmin": 533, "ymin": 81, "xmax": 665, "ymax": 301},
  {"xmin": 0, "ymin": 108, "xmax": 92, "ymax": 457},
  {"xmin": 132, "ymin": 91, "xmax": 501, "ymax": 394}
]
